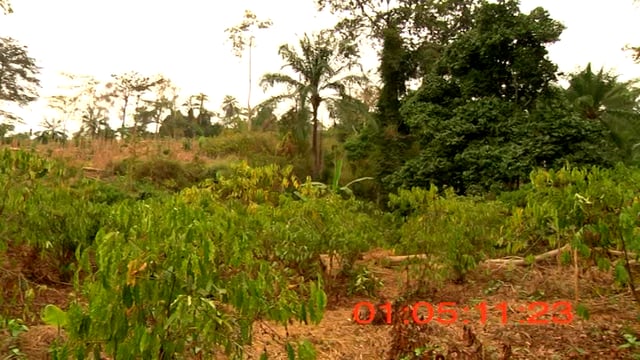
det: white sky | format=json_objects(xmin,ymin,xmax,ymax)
[{"xmin": 1, "ymin": 0, "xmax": 640, "ymax": 134}]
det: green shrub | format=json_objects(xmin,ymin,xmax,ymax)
[{"xmin": 389, "ymin": 185, "xmax": 508, "ymax": 284}]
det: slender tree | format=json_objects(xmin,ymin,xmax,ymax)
[{"xmin": 225, "ymin": 10, "xmax": 273, "ymax": 132}]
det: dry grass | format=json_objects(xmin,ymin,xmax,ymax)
[{"xmin": 2, "ymin": 138, "xmax": 215, "ymax": 171}]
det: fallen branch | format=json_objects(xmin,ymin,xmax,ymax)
[
  {"xmin": 593, "ymin": 248, "xmax": 639, "ymax": 259},
  {"xmin": 353, "ymin": 245, "xmax": 572, "ymax": 268},
  {"xmin": 384, "ymin": 254, "xmax": 430, "ymax": 264},
  {"xmin": 323, "ymin": 244, "xmax": 639, "ymax": 274},
  {"xmin": 483, "ymin": 244, "xmax": 571, "ymax": 266}
]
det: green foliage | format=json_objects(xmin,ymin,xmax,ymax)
[
  {"xmin": 565, "ymin": 63, "xmax": 640, "ymax": 163},
  {"xmin": 1, "ymin": 317, "xmax": 28, "ymax": 360},
  {"xmin": 41, "ymin": 304, "xmax": 68, "ymax": 329},
  {"xmin": 389, "ymin": 185, "xmax": 507, "ymax": 283},
  {"xmin": 0, "ymin": 160, "xmax": 382, "ymax": 359},
  {"xmin": 261, "ymin": 29, "xmax": 365, "ymax": 178},
  {"xmin": 439, "ymin": 0, "xmax": 564, "ymax": 106},
  {"xmin": 386, "ymin": 3, "xmax": 616, "ymax": 196},
  {"xmin": 59, "ymin": 189, "xmax": 335, "ymax": 358},
  {"xmin": 343, "ymin": 0, "xmax": 615, "ymax": 197},
  {"xmin": 0, "ymin": 123, "xmax": 14, "ymax": 140},
  {"xmin": 347, "ymin": 266, "xmax": 383, "ymax": 296},
  {"xmin": 377, "ymin": 20, "xmax": 412, "ymax": 133},
  {"xmin": 0, "ymin": 37, "xmax": 40, "ymax": 123},
  {"xmin": 286, "ymin": 339, "xmax": 317, "ymax": 360},
  {"xmin": 495, "ymin": 164, "xmax": 640, "ymax": 284},
  {"xmin": 4, "ymin": 146, "xmax": 640, "ymax": 357}
]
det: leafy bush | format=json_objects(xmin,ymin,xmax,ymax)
[
  {"xmin": 389, "ymin": 185, "xmax": 508, "ymax": 284},
  {"xmin": 109, "ymin": 157, "xmax": 217, "ymax": 191}
]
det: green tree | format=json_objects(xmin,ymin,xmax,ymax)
[
  {"xmin": 35, "ymin": 118, "xmax": 67, "ymax": 144},
  {"xmin": 252, "ymin": 102, "xmax": 277, "ymax": 131},
  {"xmin": 368, "ymin": 19, "xmax": 416, "ymax": 187},
  {"xmin": 220, "ymin": 95, "xmax": 245, "ymax": 129},
  {"xmin": 386, "ymin": 0, "xmax": 620, "ymax": 194},
  {"xmin": 0, "ymin": 123, "xmax": 14, "ymax": 142},
  {"xmin": 0, "ymin": 37, "xmax": 40, "ymax": 124},
  {"xmin": 145, "ymin": 79, "xmax": 178, "ymax": 138},
  {"xmin": 327, "ymin": 94, "xmax": 373, "ymax": 136},
  {"xmin": 183, "ymin": 92, "xmax": 215, "ymax": 129},
  {"xmin": 261, "ymin": 30, "xmax": 364, "ymax": 179},
  {"xmin": 437, "ymin": 0, "xmax": 564, "ymax": 107},
  {"xmin": 315, "ymin": 0, "xmax": 477, "ymax": 78},
  {"xmin": 321, "ymin": 0, "xmax": 477, "ymax": 194},
  {"xmin": 565, "ymin": 63, "xmax": 640, "ymax": 162},
  {"xmin": 225, "ymin": 10, "xmax": 273, "ymax": 131},
  {"xmin": 108, "ymin": 72, "xmax": 165, "ymax": 137}
]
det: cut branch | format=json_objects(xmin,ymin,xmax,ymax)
[{"xmin": 483, "ymin": 244, "xmax": 571, "ymax": 266}]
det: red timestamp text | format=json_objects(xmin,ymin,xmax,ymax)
[{"xmin": 352, "ymin": 301, "xmax": 574, "ymax": 326}]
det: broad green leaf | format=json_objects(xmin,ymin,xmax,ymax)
[{"xmin": 42, "ymin": 304, "xmax": 68, "ymax": 328}]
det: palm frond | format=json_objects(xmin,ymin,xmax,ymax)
[{"xmin": 260, "ymin": 73, "xmax": 304, "ymax": 91}]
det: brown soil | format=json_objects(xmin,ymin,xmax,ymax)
[{"xmin": 1, "ymin": 245, "xmax": 639, "ymax": 359}]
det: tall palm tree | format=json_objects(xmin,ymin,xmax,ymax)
[
  {"xmin": 565, "ymin": 63, "xmax": 640, "ymax": 162},
  {"xmin": 261, "ymin": 30, "xmax": 364, "ymax": 179}
]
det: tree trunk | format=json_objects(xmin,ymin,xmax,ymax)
[
  {"xmin": 311, "ymin": 97, "xmax": 322, "ymax": 180},
  {"xmin": 247, "ymin": 37, "xmax": 253, "ymax": 132},
  {"xmin": 312, "ymin": 117, "xmax": 319, "ymax": 179},
  {"xmin": 121, "ymin": 96, "xmax": 128, "ymax": 129}
]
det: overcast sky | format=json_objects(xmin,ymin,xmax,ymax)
[{"xmin": 2, "ymin": 0, "xmax": 640, "ymax": 134}]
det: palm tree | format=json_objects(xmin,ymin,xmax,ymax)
[
  {"xmin": 35, "ymin": 118, "xmax": 67, "ymax": 144},
  {"xmin": 79, "ymin": 107, "xmax": 110, "ymax": 139},
  {"xmin": 261, "ymin": 30, "xmax": 364, "ymax": 179},
  {"xmin": 221, "ymin": 95, "xmax": 245, "ymax": 129},
  {"xmin": 565, "ymin": 63, "xmax": 640, "ymax": 162},
  {"xmin": 183, "ymin": 93, "xmax": 211, "ymax": 126}
]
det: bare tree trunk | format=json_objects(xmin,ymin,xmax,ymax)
[
  {"xmin": 121, "ymin": 97, "xmax": 128, "ymax": 129},
  {"xmin": 247, "ymin": 37, "xmax": 253, "ymax": 132},
  {"xmin": 310, "ymin": 93, "xmax": 325, "ymax": 179},
  {"xmin": 312, "ymin": 110, "xmax": 320, "ymax": 180},
  {"xmin": 318, "ymin": 123, "xmax": 323, "ymax": 176}
]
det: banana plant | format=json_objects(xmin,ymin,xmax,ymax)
[{"xmin": 297, "ymin": 157, "xmax": 373, "ymax": 200}]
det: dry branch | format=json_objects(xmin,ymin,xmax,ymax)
[
  {"xmin": 368, "ymin": 246, "xmax": 570, "ymax": 267},
  {"xmin": 483, "ymin": 244, "xmax": 571, "ymax": 266},
  {"xmin": 322, "ymin": 243, "xmax": 640, "ymax": 275},
  {"xmin": 384, "ymin": 254, "xmax": 430, "ymax": 264}
]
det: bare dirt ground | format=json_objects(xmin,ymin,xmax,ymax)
[{"xmin": 2, "ymin": 245, "xmax": 640, "ymax": 359}]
